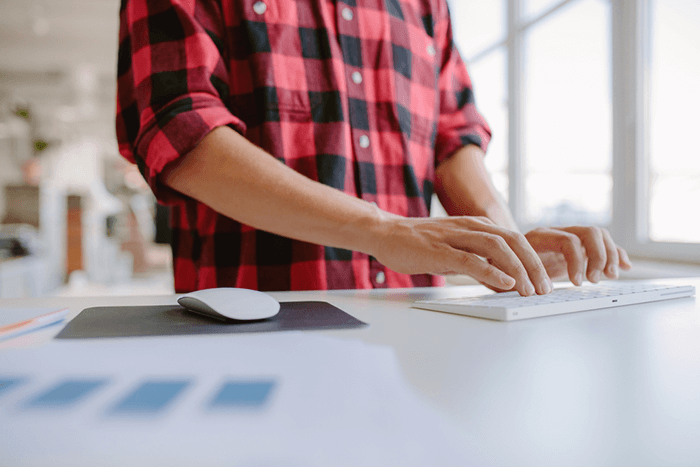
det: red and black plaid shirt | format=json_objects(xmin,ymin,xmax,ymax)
[{"xmin": 116, "ymin": 0, "xmax": 491, "ymax": 292}]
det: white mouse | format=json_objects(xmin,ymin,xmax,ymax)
[{"xmin": 177, "ymin": 287, "xmax": 280, "ymax": 321}]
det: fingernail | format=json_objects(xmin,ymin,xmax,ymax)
[
  {"xmin": 591, "ymin": 270, "xmax": 601, "ymax": 283},
  {"xmin": 609, "ymin": 265, "xmax": 619, "ymax": 278},
  {"xmin": 501, "ymin": 274, "xmax": 516, "ymax": 288},
  {"xmin": 575, "ymin": 273, "xmax": 583, "ymax": 286},
  {"xmin": 525, "ymin": 281, "xmax": 536, "ymax": 296},
  {"xmin": 540, "ymin": 280, "xmax": 552, "ymax": 294}
]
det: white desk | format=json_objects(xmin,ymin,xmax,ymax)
[{"xmin": 1, "ymin": 278, "xmax": 699, "ymax": 466}]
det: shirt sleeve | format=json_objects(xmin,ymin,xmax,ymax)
[
  {"xmin": 433, "ymin": 1, "xmax": 492, "ymax": 167},
  {"xmin": 116, "ymin": 0, "xmax": 246, "ymax": 204}
]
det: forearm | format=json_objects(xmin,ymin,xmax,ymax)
[
  {"xmin": 434, "ymin": 145, "xmax": 519, "ymax": 232},
  {"xmin": 161, "ymin": 129, "xmax": 556, "ymax": 295},
  {"xmin": 161, "ymin": 126, "xmax": 390, "ymax": 255}
]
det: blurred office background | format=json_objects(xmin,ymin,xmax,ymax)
[
  {"xmin": 0, "ymin": 0, "xmax": 172, "ymax": 297},
  {"xmin": 0, "ymin": 0, "xmax": 698, "ymax": 298}
]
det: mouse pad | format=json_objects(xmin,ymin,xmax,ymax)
[{"xmin": 55, "ymin": 302, "xmax": 367, "ymax": 339}]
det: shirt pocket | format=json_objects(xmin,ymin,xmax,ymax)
[
  {"xmin": 383, "ymin": 10, "xmax": 439, "ymax": 147},
  {"xmin": 225, "ymin": 1, "xmax": 334, "ymax": 116}
]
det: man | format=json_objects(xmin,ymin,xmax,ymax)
[{"xmin": 116, "ymin": 0, "xmax": 631, "ymax": 295}]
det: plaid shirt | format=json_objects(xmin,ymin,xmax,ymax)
[{"xmin": 116, "ymin": 0, "xmax": 491, "ymax": 292}]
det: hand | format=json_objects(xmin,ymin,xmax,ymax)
[
  {"xmin": 372, "ymin": 216, "xmax": 553, "ymax": 296},
  {"xmin": 524, "ymin": 226, "xmax": 633, "ymax": 286}
]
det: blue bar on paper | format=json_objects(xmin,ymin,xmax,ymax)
[
  {"xmin": 111, "ymin": 380, "xmax": 189, "ymax": 414},
  {"xmin": 0, "ymin": 378, "xmax": 26, "ymax": 396},
  {"xmin": 209, "ymin": 380, "xmax": 276, "ymax": 408},
  {"xmin": 25, "ymin": 379, "xmax": 107, "ymax": 408}
]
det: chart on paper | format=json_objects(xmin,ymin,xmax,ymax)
[{"xmin": 2, "ymin": 376, "xmax": 277, "ymax": 415}]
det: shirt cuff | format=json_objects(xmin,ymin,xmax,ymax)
[
  {"xmin": 434, "ymin": 129, "xmax": 491, "ymax": 168},
  {"xmin": 135, "ymin": 93, "xmax": 247, "ymax": 204}
]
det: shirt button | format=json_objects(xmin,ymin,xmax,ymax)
[
  {"xmin": 253, "ymin": 1, "xmax": 267, "ymax": 14},
  {"xmin": 351, "ymin": 71, "xmax": 363, "ymax": 84},
  {"xmin": 375, "ymin": 271, "xmax": 386, "ymax": 285},
  {"xmin": 359, "ymin": 135, "xmax": 370, "ymax": 148},
  {"xmin": 342, "ymin": 7, "xmax": 354, "ymax": 21},
  {"xmin": 426, "ymin": 44, "xmax": 436, "ymax": 57}
]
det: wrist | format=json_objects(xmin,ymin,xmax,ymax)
[
  {"xmin": 348, "ymin": 202, "xmax": 400, "ymax": 258},
  {"xmin": 483, "ymin": 198, "xmax": 520, "ymax": 232}
]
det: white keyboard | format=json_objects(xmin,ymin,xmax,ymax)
[{"xmin": 412, "ymin": 283, "xmax": 696, "ymax": 321}]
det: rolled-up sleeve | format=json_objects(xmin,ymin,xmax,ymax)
[
  {"xmin": 433, "ymin": 2, "xmax": 492, "ymax": 167},
  {"xmin": 116, "ymin": 0, "xmax": 246, "ymax": 204}
]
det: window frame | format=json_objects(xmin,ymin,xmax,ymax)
[{"xmin": 611, "ymin": 0, "xmax": 700, "ymax": 262}]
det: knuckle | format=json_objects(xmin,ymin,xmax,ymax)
[
  {"xmin": 502, "ymin": 229, "xmax": 520, "ymax": 242},
  {"xmin": 511, "ymin": 264, "xmax": 528, "ymax": 281},
  {"xmin": 585, "ymin": 226, "xmax": 604, "ymax": 243},
  {"xmin": 565, "ymin": 233, "xmax": 583, "ymax": 250},
  {"xmin": 602, "ymin": 229, "xmax": 618, "ymax": 250},
  {"xmin": 511, "ymin": 231, "xmax": 530, "ymax": 248},
  {"xmin": 587, "ymin": 249, "xmax": 607, "ymax": 266},
  {"xmin": 484, "ymin": 234, "xmax": 508, "ymax": 250},
  {"xmin": 524, "ymin": 228, "xmax": 545, "ymax": 243},
  {"xmin": 458, "ymin": 217, "xmax": 475, "ymax": 228},
  {"xmin": 457, "ymin": 253, "xmax": 479, "ymax": 270},
  {"xmin": 593, "ymin": 226, "xmax": 605, "ymax": 240}
]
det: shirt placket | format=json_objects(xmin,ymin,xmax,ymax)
[
  {"xmin": 336, "ymin": 2, "xmax": 373, "ymax": 198},
  {"xmin": 335, "ymin": 1, "xmax": 386, "ymax": 288}
]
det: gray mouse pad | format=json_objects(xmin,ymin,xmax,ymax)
[{"xmin": 55, "ymin": 302, "xmax": 367, "ymax": 339}]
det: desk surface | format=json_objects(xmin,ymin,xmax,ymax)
[{"xmin": 1, "ymin": 278, "xmax": 699, "ymax": 467}]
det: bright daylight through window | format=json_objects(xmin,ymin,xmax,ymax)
[
  {"xmin": 448, "ymin": 0, "xmax": 700, "ymax": 261},
  {"xmin": 648, "ymin": 0, "xmax": 700, "ymax": 244}
]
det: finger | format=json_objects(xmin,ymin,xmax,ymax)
[
  {"xmin": 499, "ymin": 229, "xmax": 552, "ymax": 294},
  {"xmin": 480, "ymin": 280, "xmax": 515, "ymax": 294},
  {"xmin": 449, "ymin": 250, "xmax": 516, "ymax": 291},
  {"xmin": 481, "ymin": 259, "xmax": 516, "ymax": 292},
  {"xmin": 469, "ymin": 216, "xmax": 495, "ymax": 226},
  {"xmin": 617, "ymin": 246, "xmax": 633, "ymax": 270},
  {"xmin": 529, "ymin": 228, "xmax": 586, "ymax": 286},
  {"xmin": 558, "ymin": 227, "xmax": 606, "ymax": 283},
  {"xmin": 538, "ymin": 251, "xmax": 569, "ymax": 281},
  {"xmin": 449, "ymin": 231, "xmax": 537, "ymax": 296},
  {"xmin": 459, "ymin": 222, "xmax": 550, "ymax": 295},
  {"xmin": 600, "ymin": 229, "xmax": 620, "ymax": 279}
]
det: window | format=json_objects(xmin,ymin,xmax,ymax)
[
  {"xmin": 524, "ymin": 0, "xmax": 565, "ymax": 20},
  {"xmin": 612, "ymin": 0, "xmax": 700, "ymax": 261},
  {"xmin": 447, "ymin": 0, "xmax": 509, "ymax": 198},
  {"xmin": 523, "ymin": 0, "xmax": 612, "ymax": 227},
  {"xmin": 447, "ymin": 0, "xmax": 700, "ymax": 263},
  {"xmin": 470, "ymin": 49, "xmax": 509, "ymax": 198},
  {"xmin": 648, "ymin": 0, "xmax": 700, "ymax": 244}
]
